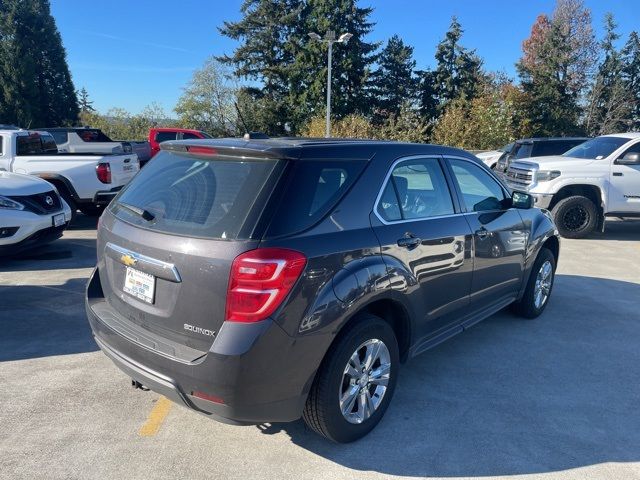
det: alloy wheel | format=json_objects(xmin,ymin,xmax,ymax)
[
  {"xmin": 339, "ymin": 339, "xmax": 391, "ymax": 424},
  {"xmin": 534, "ymin": 260, "xmax": 553, "ymax": 309}
]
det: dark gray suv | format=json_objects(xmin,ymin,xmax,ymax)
[{"xmin": 86, "ymin": 138, "xmax": 560, "ymax": 442}]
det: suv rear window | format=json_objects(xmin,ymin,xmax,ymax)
[
  {"xmin": 75, "ymin": 129, "xmax": 113, "ymax": 142},
  {"xmin": 266, "ymin": 160, "xmax": 366, "ymax": 237},
  {"xmin": 111, "ymin": 151, "xmax": 281, "ymax": 240}
]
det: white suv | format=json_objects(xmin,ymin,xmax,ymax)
[
  {"xmin": 0, "ymin": 171, "xmax": 72, "ymax": 255},
  {"xmin": 506, "ymin": 133, "xmax": 640, "ymax": 238}
]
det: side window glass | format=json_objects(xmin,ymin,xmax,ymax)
[
  {"xmin": 621, "ymin": 142, "xmax": 640, "ymax": 157},
  {"xmin": 377, "ymin": 158, "xmax": 454, "ymax": 221},
  {"xmin": 182, "ymin": 132, "xmax": 200, "ymax": 140},
  {"xmin": 155, "ymin": 132, "xmax": 177, "ymax": 143},
  {"xmin": 449, "ymin": 159, "xmax": 508, "ymax": 212}
]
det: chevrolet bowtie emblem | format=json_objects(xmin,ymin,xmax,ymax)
[{"xmin": 121, "ymin": 254, "xmax": 137, "ymax": 267}]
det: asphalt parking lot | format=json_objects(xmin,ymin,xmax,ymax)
[{"xmin": 1, "ymin": 217, "xmax": 639, "ymax": 480}]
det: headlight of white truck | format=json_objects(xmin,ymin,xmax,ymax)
[
  {"xmin": 536, "ymin": 170, "xmax": 561, "ymax": 182},
  {"xmin": 0, "ymin": 195, "xmax": 25, "ymax": 210}
]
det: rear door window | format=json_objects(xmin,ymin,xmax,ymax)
[
  {"xmin": 155, "ymin": 132, "xmax": 177, "ymax": 143},
  {"xmin": 376, "ymin": 158, "xmax": 454, "ymax": 222},
  {"xmin": 182, "ymin": 132, "xmax": 202, "ymax": 140},
  {"xmin": 266, "ymin": 160, "xmax": 366, "ymax": 237},
  {"xmin": 112, "ymin": 151, "xmax": 281, "ymax": 240}
]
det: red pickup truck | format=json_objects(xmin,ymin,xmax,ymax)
[{"xmin": 148, "ymin": 128, "xmax": 212, "ymax": 158}]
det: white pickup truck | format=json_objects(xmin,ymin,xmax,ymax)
[
  {"xmin": 0, "ymin": 128, "xmax": 139, "ymax": 217},
  {"xmin": 505, "ymin": 132, "xmax": 640, "ymax": 238}
]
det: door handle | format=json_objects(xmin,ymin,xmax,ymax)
[
  {"xmin": 397, "ymin": 234, "xmax": 422, "ymax": 249},
  {"xmin": 613, "ymin": 172, "xmax": 623, "ymax": 177},
  {"xmin": 476, "ymin": 227, "xmax": 490, "ymax": 239}
]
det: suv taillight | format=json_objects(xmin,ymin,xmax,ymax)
[
  {"xmin": 96, "ymin": 162, "xmax": 111, "ymax": 184},
  {"xmin": 225, "ymin": 248, "xmax": 307, "ymax": 323}
]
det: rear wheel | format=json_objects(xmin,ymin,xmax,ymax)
[
  {"xmin": 79, "ymin": 204, "xmax": 104, "ymax": 216},
  {"xmin": 552, "ymin": 195, "xmax": 597, "ymax": 238},
  {"xmin": 511, "ymin": 247, "xmax": 556, "ymax": 319},
  {"xmin": 303, "ymin": 314, "xmax": 399, "ymax": 443}
]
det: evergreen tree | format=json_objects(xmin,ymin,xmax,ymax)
[
  {"xmin": 416, "ymin": 69, "xmax": 438, "ymax": 123},
  {"xmin": 294, "ymin": 0, "xmax": 379, "ymax": 123},
  {"xmin": 434, "ymin": 17, "xmax": 483, "ymax": 108},
  {"xmin": 584, "ymin": 14, "xmax": 633, "ymax": 135},
  {"xmin": 369, "ymin": 35, "xmax": 417, "ymax": 120},
  {"xmin": 516, "ymin": 0, "xmax": 597, "ymax": 136},
  {"xmin": 78, "ymin": 87, "xmax": 95, "ymax": 113},
  {"xmin": 218, "ymin": 0, "xmax": 305, "ymax": 134},
  {"xmin": 0, "ymin": 0, "xmax": 78, "ymax": 126},
  {"xmin": 622, "ymin": 31, "xmax": 640, "ymax": 130}
]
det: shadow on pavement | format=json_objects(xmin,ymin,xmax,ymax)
[
  {"xmin": 0, "ymin": 277, "xmax": 98, "ymax": 361},
  {"xmin": 258, "ymin": 274, "xmax": 640, "ymax": 477},
  {"xmin": 0, "ymin": 237, "xmax": 97, "ymax": 272},
  {"xmin": 587, "ymin": 219, "xmax": 640, "ymax": 241}
]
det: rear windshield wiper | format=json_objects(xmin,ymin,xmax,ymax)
[{"xmin": 118, "ymin": 202, "xmax": 155, "ymax": 221}]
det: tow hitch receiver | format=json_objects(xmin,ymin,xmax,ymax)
[{"xmin": 131, "ymin": 379, "xmax": 149, "ymax": 391}]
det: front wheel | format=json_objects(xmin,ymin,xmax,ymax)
[
  {"xmin": 511, "ymin": 247, "xmax": 556, "ymax": 319},
  {"xmin": 552, "ymin": 195, "xmax": 598, "ymax": 238},
  {"xmin": 303, "ymin": 314, "xmax": 399, "ymax": 443}
]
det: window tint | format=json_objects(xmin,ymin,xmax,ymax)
[
  {"xmin": 182, "ymin": 132, "xmax": 201, "ymax": 140},
  {"xmin": 449, "ymin": 159, "xmax": 508, "ymax": 212},
  {"xmin": 16, "ymin": 134, "xmax": 56, "ymax": 155},
  {"xmin": 50, "ymin": 131, "xmax": 68, "ymax": 145},
  {"xmin": 266, "ymin": 160, "xmax": 366, "ymax": 237},
  {"xmin": 377, "ymin": 158, "xmax": 454, "ymax": 222},
  {"xmin": 155, "ymin": 132, "xmax": 177, "ymax": 143},
  {"xmin": 533, "ymin": 140, "xmax": 584, "ymax": 157},
  {"xmin": 112, "ymin": 151, "xmax": 280, "ymax": 240},
  {"xmin": 76, "ymin": 129, "xmax": 113, "ymax": 142}
]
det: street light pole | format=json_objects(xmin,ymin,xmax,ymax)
[
  {"xmin": 308, "ymin": 30, "xmax": 353, "ymax": 138},
  {"xmin": 326, "ymin": 40, "xmax": 332, "ymax": 137}
]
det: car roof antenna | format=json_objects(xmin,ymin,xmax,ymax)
[{"xmin": 235, "ymin": 102, "xmax": 269, "ymax": 140}]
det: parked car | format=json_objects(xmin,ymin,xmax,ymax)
[
  {"xmin": 86, "ymin": 137, "xmax": 559, "ymax": 443},
  {"xmin": 506, "ymin": 132, "xmax": 640, "ymax": 238},
  {"xmin": 476, "ymin": 142, "xmax": 513, "ymax": 169},
  {"xmin": 148, "ymin": 128, "xmax": 211, "ymax": 158},
  {"xmin": 0, "ymin": 171, "xmax": 71, "ymax": 255},
  {"xmin": 496, "ymin": 137, "xmax": 589, "ymax": 173},
  {"xmin": 0, "ymin": 128, "xmax": 139, "ymax": 218},
  {"xmin": 42, "ymin": 127, "xmax": 151, "ymax": 166}
]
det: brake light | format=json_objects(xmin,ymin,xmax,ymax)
[
  {"xmin": 187, "ymin": 146, "xmax": 218, "ymax": 155},
  {"xmin": 225, "ymin": 248, "xmax": 307, "ymax": 323},
  {"xmin": 96, "ymin": 162, "xmax": 111, "ymax": 184}
]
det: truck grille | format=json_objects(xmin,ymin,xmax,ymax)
[
  {"xmin": 506, "ymin": 167, "xmax": 534, "ymax": 188},
  {"xmin": 9, "ymin": 190, "xmax": 63, "ymax": 215}
]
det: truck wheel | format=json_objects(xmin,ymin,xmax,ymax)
[
  {"xmin": 511, "ymin": 247, "xmax": 556, "ymax": 319},
  {"xmin": 552, "ymin": 195, "xmax": 597, "ymax": 239},
  {"xmin": 58, "ymin": 189, "xmax": 77, "ymax": 224},
  {"xmin": 303, "ymin": 314, "xmax": 399, "ymax": 443}
]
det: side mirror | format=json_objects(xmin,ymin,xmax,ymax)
[
  {"xmin": 617, "ymin": 152, "xmax": 640, "ymax": 165},
  {"xmin": 512, "ymin": 191, "xmax": 534, "ymax": 209}
]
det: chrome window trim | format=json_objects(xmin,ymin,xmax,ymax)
[{"xmin": 372, "ymin": 155, "xmax": 462, "ymax": 226}]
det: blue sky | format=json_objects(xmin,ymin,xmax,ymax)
[{"xmin": 50, "ymin": 0, "xmax": 638, "ymax": 115}]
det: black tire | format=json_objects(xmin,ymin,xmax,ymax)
[
  {"xmin": 552, "ymin": 195, "xmax": 598, "ymax": 239},
  {"xmin": 303, "ymin": 314, "xmax": 399, "ymax": 443},
  {"xmin": 58, "ymin": 188, "xmax": 77, "ymax": 224},
  {"xmin": 79, "ymin": 204, "xmax": 104, "ymax": 216},
  {"xmin": 511, "ymin": 247, "xmax": 556, "ymax": 319}
]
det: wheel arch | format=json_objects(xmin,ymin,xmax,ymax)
[{"xmin": 549, "ymin": 184, "xmax": 604, "ymax": 216}]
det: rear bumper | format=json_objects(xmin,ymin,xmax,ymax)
[{"xmin": 85, "ymin": 268, "xmax": 312, "ymax": 425}]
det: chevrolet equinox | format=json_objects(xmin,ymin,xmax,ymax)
[{"xmin": 86, "ymin": 138, "xmax": 560, "ymax": 442}]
